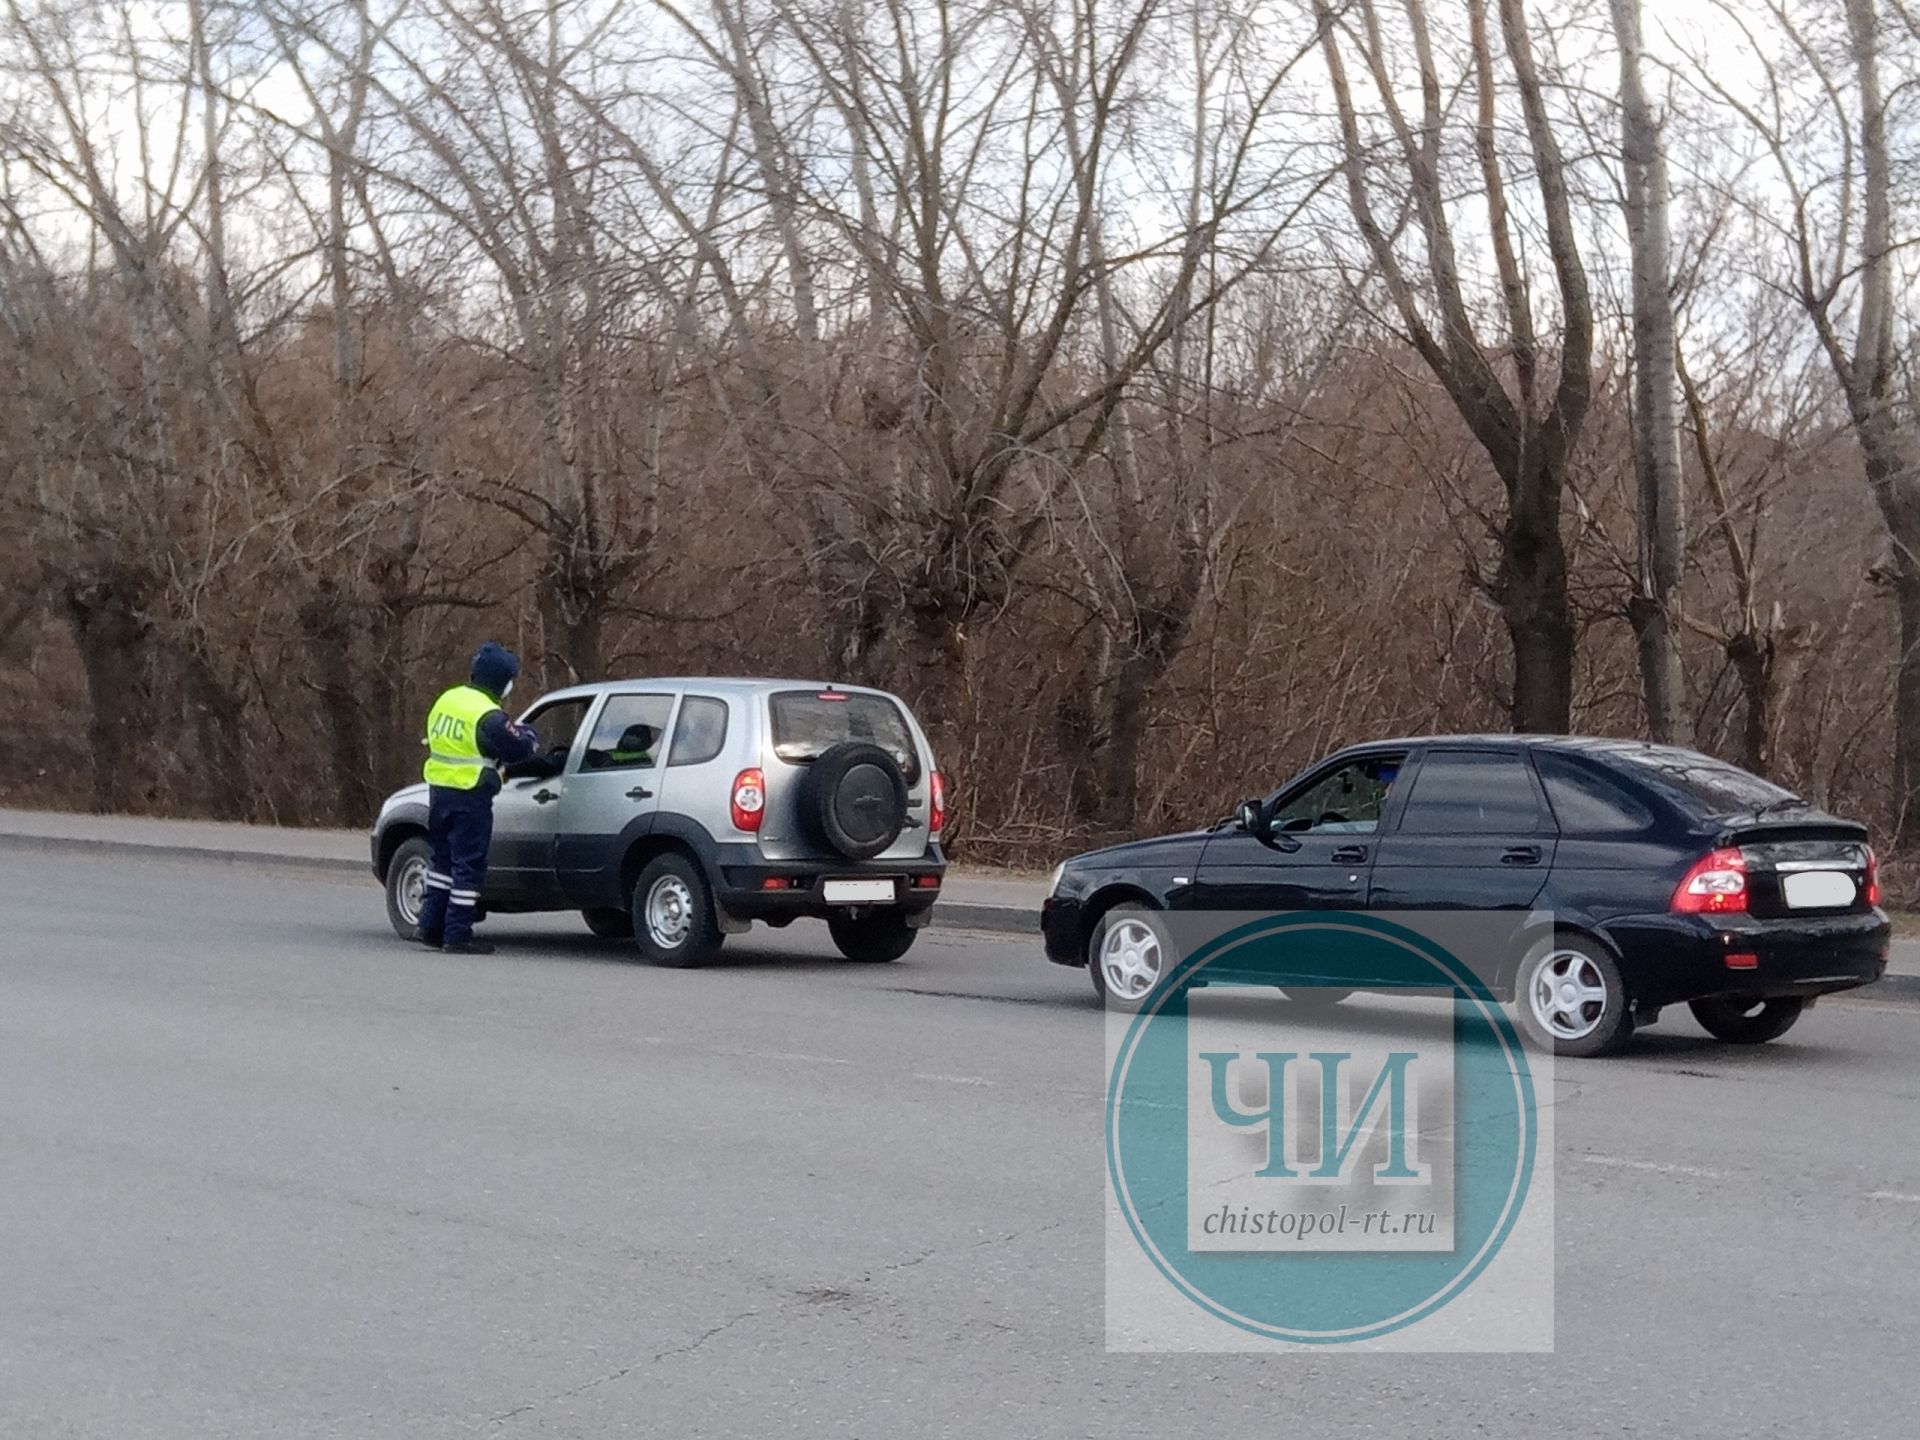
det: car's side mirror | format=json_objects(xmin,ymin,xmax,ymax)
[{"xmin": 1237, "ymin": 798, "xmax": 1270, "ymax": 841}]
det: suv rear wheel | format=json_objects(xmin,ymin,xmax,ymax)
[
  {"xmin": 828, "ymin": 912, "xmax": 917, "ymax": 963},
  {"xmin": 631, "ymin": 854, "xmax": 723, "ymax": 968},
  {"xmin": 582, "ymin": 907, "xmax": 634, "ymax": 939}
]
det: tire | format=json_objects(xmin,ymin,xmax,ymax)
[
  {"xmin": 582, "ymin": 907, "xmax": 634, "ymax": 939},
  {"xmin": 1089, "ymin": 906, "xmax": 1171, "ymax": 1011},
  {"xmin": 828, "ymin": 912, "xmax": 917, "ymax": 963},
  {"xmin": 1514, "ymin": 935, "xmax": 1635, "ymax": 1058},
  {"xmin": 799, "ymin": 742, "xmax": 909, "ymax": 861},
  {"xmin": 384, "ymin": 836, "xmax": 434, "ymax": 939},
  {"xmin": 1689, "ymin": 995, "xmax": 1806, "ymax": 1044},
  {"xmin": 631, "ymin": 853, "xmax": 724, "ymax": 968},
  {"xmin": 1283, "ymin": 987, "xmax": 1354, "ymax": 1007}
]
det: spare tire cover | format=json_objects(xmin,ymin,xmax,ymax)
[{"xmin": 801, "ymin": 742, "xmax": 910, "ymax": 860}]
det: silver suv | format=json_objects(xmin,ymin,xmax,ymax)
[{"xmin": 371, "ymin": 678, "xmax": 948, "ymax": 965}]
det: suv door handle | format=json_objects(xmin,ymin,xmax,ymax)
[
  {"xmin": 625, "ymin": 785, "xmax": 653, "ymax": 801},
  {"xmin": 1330, "ymin": 845, "xmax": 1368, "ymax": 864},
  {"xmin": 1501, "ymin": 844, "xmax": 1542, "ymax": 866},
  {"xmin": 532, "ymin": 789, "xmax": 559, "ymax": 804}
]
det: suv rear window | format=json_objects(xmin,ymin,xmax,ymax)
[
  {"xmin": 1614, "ymin": 745, "xmax": 1793, "ymax": 816},
  {"xmin": 769, "ymin": 690, "xmax": 921, "ymax": 781}
]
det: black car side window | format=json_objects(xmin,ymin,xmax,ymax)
[
  {"xmin": 1535, "ymin": 753, "xmax": 1654, "ymax": 833},
  {"xmin": 1398, "ymin": 752, "xmax": 1543, "ymax": 834},
  {"xmin": 1272, "ymin": 755, "xmax": 1406, "ymax": 834}
]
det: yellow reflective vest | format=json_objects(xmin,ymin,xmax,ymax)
[{"xmin": 422, "ymin": 685, "xmax": 501, "ymax": 789}]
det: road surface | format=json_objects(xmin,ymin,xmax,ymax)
[{"xmin": 1, "ymin": 848, "xmax": 1914, "ymax": 1437}]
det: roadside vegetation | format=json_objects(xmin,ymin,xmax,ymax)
[{"xmin": 0, "ymin": 0, "xmax": 1913, "ymax": 869}]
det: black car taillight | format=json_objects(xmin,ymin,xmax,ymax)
[{"xmin": 1672, "ymin": 847, "xmax": 1748, "ymax": 915}]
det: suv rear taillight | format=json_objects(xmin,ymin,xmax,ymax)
[
  {"xmin": 1866, "ymin": 846, "xmax": 1882, "ymax": 906},
  {"xmin": 930, "ymin": 770, "xmax": 948, "ymax": 836},
  {"xmin": 731, "ymin": 768, "xmax": 766, "ymax": 832},
  {"xmin": 1673, "ymin": 847, "xmax": 1747, "ymax": 914}
]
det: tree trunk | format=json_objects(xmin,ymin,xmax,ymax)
[
  {"xmin": 1890, "ymin": 570, "xmax": 1920, "ymax": 845},
  {"xmin": 1501, "ymin": 479, "xmax": 1574, "ymax": 732},
  {"xmin": 1726, "ymin": 632, "xmax": 1775, "ymax": 777},
  {"xmin": 1610, "ymin": 0, "xmax": 1685, "ymax": 742},
  {"xmin": 62, "ymin": 575, "xmax": 154, "ymax": 813},
  {"xmin": 175, "ymin": 640, "xmax": 251, "ymax": 822},
  {"xmin": 538, "ymin": 517, "xmax": 604, "ymax": 690},
  {"xmin": 299, "ymin": 580, "xmax": 372, "ymax": 823}
]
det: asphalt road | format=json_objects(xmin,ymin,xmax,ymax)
[{"xmin": 2, "ymin": 848, "xmax": 1916, "ymax": 1439}]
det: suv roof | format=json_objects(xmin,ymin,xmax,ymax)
[{"xmin": 527, "ymin": 677, "xmax": 901, "ymax": 706}]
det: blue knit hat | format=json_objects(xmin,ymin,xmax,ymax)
[{"xmin": 469, "ymin": 642, "xmax": 520, "ymax": 699}]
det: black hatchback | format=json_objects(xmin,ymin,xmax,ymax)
[{"xmin": 1040, "ymin": 736, "xmax": 1889, "ymax": 1055}]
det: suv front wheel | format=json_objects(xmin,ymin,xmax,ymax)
[
  {"xmin": 828, "ymin": 911, "xmax": 917, "ymax": 963},
  {"xmin": 631, "ymin": 853, "xmax": 724, "ymax": 968}
]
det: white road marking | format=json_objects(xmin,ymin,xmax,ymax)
[
  {"xmin": 756, "ymin": 1051, "xmax": 852, "ymax": 1067},
  {"xmin": 913, "ymin": 1072, "xmax": 995, "ymax": 1087},
  {"xmin": 1577, "ymin": 1153, "xmax": 1732, "ymax": 1181},
  {"xmin": 1866, "ymin": 1190, "xmax": 1920, "ymax": 1204}
]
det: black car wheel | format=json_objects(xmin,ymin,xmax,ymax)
[
  {"xmin": 828, "ymin": 912, "xmax": 917, "ymax": 963},
  {"xmin": 384, "ymin": 836, "xmax": 434, "ymax": 940},
  {"xmin": 631, "ymin": 854, "xmax": 724, "ymax": 968},
  {"xmin": 1089, "ymin": 907, "xmax": 1170, "ymax": 1010},
  {"xmin": 1689, "ymin": 995, "xmax": 1806, "ymax": 1044},
  {"xmin": 1516, "ymin": 936, "xmax": 1634, "ymax": 1057},
  {"xmin": 582, "ymin": 907, "xmax": 634, "ymax": 939}
]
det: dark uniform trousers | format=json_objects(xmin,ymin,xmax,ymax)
[{"xmin": 414, "ymin": 786, "xmax": 496, "ymax": 946}]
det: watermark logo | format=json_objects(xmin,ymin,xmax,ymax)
[{"xmin": 1105, "ymin": 912, "xmax": 1553, "ymax": 1351}]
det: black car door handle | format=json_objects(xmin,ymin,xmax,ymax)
[
  {"xmin": 1331, "ymin": 845, "xmax": 1368, "ymax": 864},
  {"xmin": 532, "ymin": 789, "xmax": 559, "ymax": 804},
  {"xmin": 1501, "ymin": 845, "xmax": 1542, "ymax": 866},
  {"xmin": 625, "ymin": 785, "xmax": 653, "ymax": 801}
]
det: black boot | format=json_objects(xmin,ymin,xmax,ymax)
[
  {"xmin": 441, "ymin": 939, "xmax": 495, "ymax": 955},
  {"xmin": 414, "ymin": 926, "xmax": 443, "ymax": 947}
]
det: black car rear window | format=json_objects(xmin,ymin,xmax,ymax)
[
  {"xmin": 769, "ymin": 690, "xmax": 921, "ymax": 781},
  {"xmin": 1611, "ymin": 745, "xmax": 1794, "ymax": 816},
  {"xmin": 1534, "ymin": 753, "xmax": 1655, "ymax": 833}
]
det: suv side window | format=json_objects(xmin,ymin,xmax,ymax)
[
  {"xmin": 580, "ymin": 694, "xmax": 675, "ymax": 772},
  {"xmin": 1398, "ymin": 751, "xmax": 1543, "ymax": 834},
  {"xmin": 514, "ymin": 697, "xmax": 593, "ymax": 775},
  {"xmin": 668, "ymin": 696, "xmax": 729, "ymax": 767},
  {"xmin": 1273, "ymin": 754, "xmax": 1405, "ymax": 834},
  {"xmin": 1535, "ymin": 753, "xmax": 1654, "ymax": 833}
]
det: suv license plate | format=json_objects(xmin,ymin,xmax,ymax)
[{"xmin": 824, "ymin": 879, "xmax": 897, "ymax": 904}]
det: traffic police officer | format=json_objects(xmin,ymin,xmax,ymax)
[{"xmin": 414, "ymin": 642, "xmax": 541, "ymax": 953}]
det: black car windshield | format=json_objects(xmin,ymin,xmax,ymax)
[
  {"xmin": 1614, "ymin": 745, "xmax": 1796, "ymax": 816},
  {"xmin": 769, "ymin": 690, "xmax": 921, "ymax": 781}
]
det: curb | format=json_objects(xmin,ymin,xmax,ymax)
[
  {"xmin": 0, "ymin": 830, "xmax": 368, "ymax": 876},
  {"xmin": 0, "ymin": 829, "xmax": 1042, "ymax": 939}
]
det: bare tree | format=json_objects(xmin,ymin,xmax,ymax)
[
  {"xmin": 1317, "ymin": 0, "xmax": 1594, "ymax": 732},
  {"xmin": 1693, "ymin": 0, "xmax": 1920, "ymax": 838},
  {"xmin": 1609, "ymin": 0, "xmax": 1685, "ymax": 741}
]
